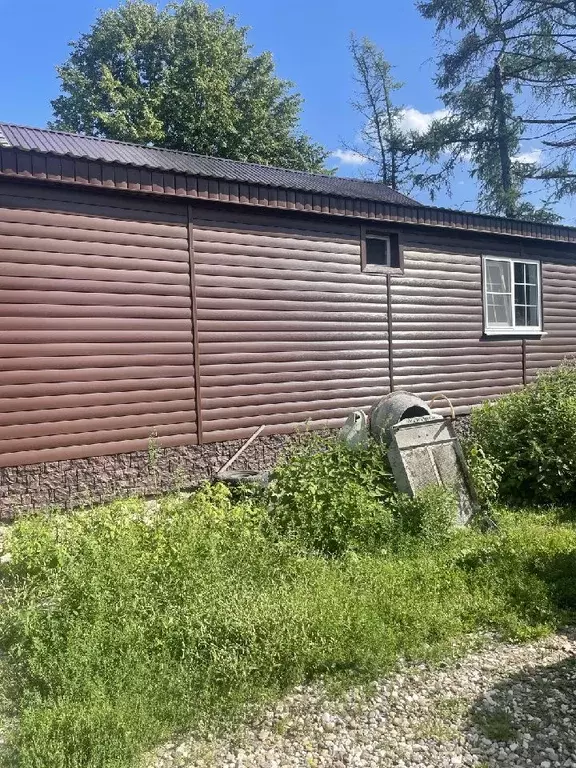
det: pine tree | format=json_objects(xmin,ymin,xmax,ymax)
[
  {"xmin": 348, "ymin": 36, "xmax": 418, "ymax": 190},
  {"xmin": 417, "ymin": 0, "xmax": 567, "ymax": 220}
]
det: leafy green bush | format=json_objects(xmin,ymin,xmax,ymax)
[
  {"xmin": 263, "ymin": 436, "xmax": 464, "ymax": 554},
  {"xmin": 264, "ymin": 436, "xmax": 397, "ymax": 555},
  {"xmin": 0, "ymin": 492, "xmax": 575, "ymax": 768},
  {"xmin": 464, "ymin": 441, "xmax": 503, "ymax": 513},
  {"xmin": 470, "ymin": 363, "xmax": 576, "ymax": 506}
]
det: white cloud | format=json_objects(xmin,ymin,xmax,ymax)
[
  {"xmin": 398, "ymin": 107, "xmax": 450, "ymax": 135},
  {"xmin": 331, "ymin": 149, "xmax": 370, "ymax": 165},
  {"xmin": 512, "ymin": 148, "xmax": 543, "ymax": 165}
]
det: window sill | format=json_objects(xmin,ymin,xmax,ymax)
[{"xmin": 483, "ymin": 329, "xmax": 547, "ymax": 338}]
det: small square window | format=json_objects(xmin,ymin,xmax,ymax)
[
  {"xmin": 366, "ymin": 236, "xmax": 391, "ymax": 266},
  {"xmin": 362, "ymin": 231, "xmax": 401, "ymax": 272}
]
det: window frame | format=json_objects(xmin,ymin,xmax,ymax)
[
  {"xmin": 360, "ymin": 225, "xmax": 404, "ymax": 274},
  {"xmin": 482, "ymin": 255, "xmax": 543, "ymax": 336}
]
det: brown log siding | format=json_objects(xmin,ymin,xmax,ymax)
[
  {"xmin": 0, "ymin": 182, "xmax": 197, "ymax": 467},
  {"xmin": 391, "ymin": 247, "xmax": 524, "ymax": 415},
  {"xmin": 192, "ymin": 207, "xmax": 390, "ymax": 442},
  {"xmin": 526, "ymin": 253, "xmax": 576, "ymax": 381},
  {"xmin": 2, "ymin": 178, "xmax": 576, "ymax": 469}
]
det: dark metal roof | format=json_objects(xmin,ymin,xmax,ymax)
[{"xmin": 0, "ymin": 121, "xmax": 419, "ymax": 206}]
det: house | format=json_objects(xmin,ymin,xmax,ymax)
[{"xmin": 0, "ymin": 121, "xmax": 575, "ymax": 515}]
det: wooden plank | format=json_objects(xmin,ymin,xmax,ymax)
[
  {"xmin": 0, "ymin": 303, "xmax": 190, "ymax": 320},
  {"xmin": 0, "ymin": 249, "xmax": 189, "ymax": 274},
  {"xmin": 197, "ymin": 320, "xmax": 386, "ymax": 333},
  {"xmin": 0, "ymin": 317, "xmax": 192, "ymax": 332},
  {"xmin": 0, "ymin": 353, "xmax": 193, "ymax": 372},
  {"xmin": 199, "ymin": 348, "xmax": 390, "ymax": 366},
  {"xmin": 202, "ymin": 404, "xmax": 376, "ymax": 432},
  {"xmin": 0, "ymin": 234, "xmax": 188, "ymax": 262},
  {"xmin": 203, "ymin": 386, "xmax": 386, "ymax": 411},
  {"xmin": 0, "ymin": 182, "xmax": 187, "ymax": 220},
  {"xmin": 202, "ymin": 375, "xmax": 389, "ymax": 398},
  {"xmin": 1, "ymin": 275, "xmax": 189, "ymax": 297},
  {"xmin": 194, "ymin": 272, "xmax": 392, "ymax": 295},
  {"xmin": 0, "ymin": 218, "xmax": 188, "ymax": 251},
  {"xmin": 200, "ymin": 358, "xmax": 390, "ymax": 377},
  {"xmin": 0, "ymin": 341, "xmax": 193, "ymax": 357},
  {"xmin": 194, "ymin": 245, "xmax": 359, "ymax": 272},
  {"xmin": 193, "ymin": 227, "xmax": 358, "ymax": 253},
  {"xmin": 0, "ymin": 367, "xmax": 195, "ymax": 388},
  {"xmin": 198, "ymin": 338, "xmax": 389, "ymax": 355},
  {"xmin": 0, "ymin": 289, "xmax": 189, "ymax": 308},
  {"xmin": 0, "ymin": 329, "xmax": 193, "ymax": 344}
]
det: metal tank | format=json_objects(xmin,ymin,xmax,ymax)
[{"xmin": 369, "ymin": 391, "xmax": 434, "ymax": 445}]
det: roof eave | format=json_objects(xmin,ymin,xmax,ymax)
[{"xmin": 1, "ymin": 145, "xmax": 576, "ymax": 245}]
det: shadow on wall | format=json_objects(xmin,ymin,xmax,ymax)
[{"xmin": 464, "ymin": 630, "xmax": 576, "ymax": 766}]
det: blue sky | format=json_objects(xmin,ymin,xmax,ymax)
[{"xmin": 0, "ymin": 0, "xmax": 555, "ymax": 215}]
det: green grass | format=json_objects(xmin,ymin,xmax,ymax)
[{"xmin": 0, "ymin": 485, "xmax": 574, "ymax": 768}]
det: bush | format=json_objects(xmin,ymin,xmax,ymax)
[
  {"xmin": 263, "ymin": 436, "xmax": 465, "ymax": 554},
  {"xmin": 0, "ymin": 491, "xmax": 575, "ymax": 768},
  {"xmin": 470, "ymin": 363, "xmax": 576, "ymax": 506},
  {"xmin": 463, "ymin": 441, "xmax": 503, "ymax": 514},
  {"xmin": 263, "ymin": 436, "xmax": 397, "ymax": 555}
]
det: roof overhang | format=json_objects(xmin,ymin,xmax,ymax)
[{"xmin": 1, "ymin": 144, "xmax": 576, "ymax": 245}]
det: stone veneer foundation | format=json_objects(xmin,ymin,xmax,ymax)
[{"xmin": 0, "ymin": 434, "xmax": 298, "ymax": 520}]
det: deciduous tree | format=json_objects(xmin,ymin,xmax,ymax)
[{"xmin": 51, "ymin": 0, "xmax": 329, "ymax": 172}]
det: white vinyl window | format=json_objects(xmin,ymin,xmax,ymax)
[{"xmin": 483, "ymin": 256, "xmax": 542, "ymax": 335}]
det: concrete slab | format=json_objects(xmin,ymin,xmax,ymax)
[{"xmin": 388, "ymin": 416, "xmax": 477, "ymax": 524}]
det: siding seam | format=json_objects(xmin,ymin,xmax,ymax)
[
  {"xmin": 387, "ymin": 273, "xmax": 394, "ymax": 391},
  {"xmin": 522, "ymin": 339, "xmax": 527, "ymax": 386},
  {"xmin": 187, "ymin": 205, "xmax": 203, "ymax": 444}
]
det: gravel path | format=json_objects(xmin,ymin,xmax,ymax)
[{"xmin": 150, "ymin": 630, "xmax": 576, "ymax": 768}]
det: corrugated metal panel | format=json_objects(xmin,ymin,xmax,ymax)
[
  {"xmin": 0, "ymin": 184, "xmax": 197, "ymax": 467},
  {"xmin": 193, "ymin": 207, "xmax": 390, "ymax": 441},
  {"xmin": 0, "ymin": 122, "xmax": 418, "ymax": 206},
  {"xmin": 391, "ymin": 248, "xmax": 524, "ymax": 414}
]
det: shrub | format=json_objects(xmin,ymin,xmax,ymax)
[
  {"xmin": 264, "ymin": 436, "xmax": 397, "ymax": 555},
  {"xmin": 470, "ymin": 363, "xmax": 576, "ymax": 506},
  {"xmin": 264, "ymin": 435, "xmax": 463, "ymax": 554},
  {"xmin": 463, "ymin": 441, "xmax": 503, "ymax": 514}
]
